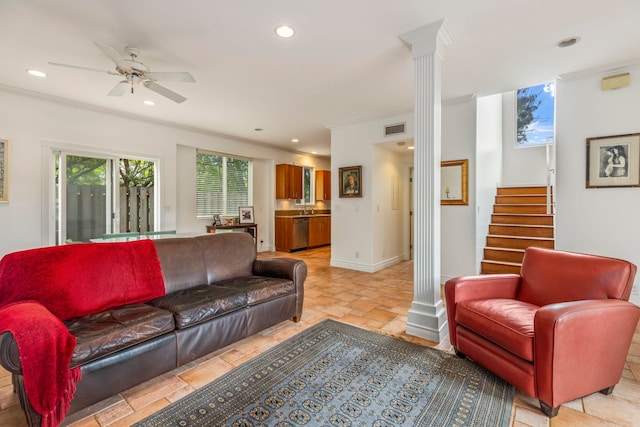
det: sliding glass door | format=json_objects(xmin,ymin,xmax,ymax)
[{"xmin": 54, "ymin": 151, "xmax": 156, "ymax": 244}]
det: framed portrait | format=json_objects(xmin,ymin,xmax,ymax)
[
  {"xmin": 239, "ymin": 206, "xmax": 255, "ymax": 224},
  {"xmin": 586, "ymin": 133, "xmax": 640, "ymax": 188},
  {"xmin": 0, "ymin": 139, "xmax": 8, "ymax": 203},
  {"xmin": 213, "ymin": 214, "xmax": 223, "ymax": 226},
  {"xmin": 441, "ymin": 159, "xmax": 469, "ymax": 205},
  {"xmin": 339, "ymin": 165, "xmax": 362, "ymax": 198}
]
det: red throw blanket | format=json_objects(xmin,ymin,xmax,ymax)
[
  {"xmin": 0, "ymin": 239, "xmax": 166, "ymax": 426},
  {"xmin": 0, "ymin": 302, "xmax": 80, "ymax": 427}
]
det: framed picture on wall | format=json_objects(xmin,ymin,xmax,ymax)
[
  {"xmin": 339, "ymin": 165, "xmax": 362, "ymax": 198},
  {"xmin": 586, "ymin": 133, "xmax": 640, "ymax": 188}
]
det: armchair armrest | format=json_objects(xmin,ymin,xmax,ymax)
[
  {"xmin": 445, "ymin": 274, "xmax": 521, "ymax": 347},
  {"xmin": 535, "ymin": 299, "xmax": 640, "ymax": 408},
  {"xmin": 253, "ymin": 257, "xmax": 308, "ymax": 321}
]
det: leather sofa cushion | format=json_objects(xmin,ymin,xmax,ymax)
[
  {"xmin": 149, "ymin": 284, "xmax": 247, "ymax": 329},
  {"xmin": 455, "ymin": 299, "xmax": 538, "ymax": 361},
  {"xmin": 214, "ymin": 276, "xmax": 295, "ymax": 305},
  {"xmin": 66, "ymin": 304, "xmax": 175, "ymax": 367}
]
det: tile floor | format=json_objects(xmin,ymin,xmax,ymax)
[{"xmin": 1, "ymin": 246, "xmax": 639, "ymax": 426}]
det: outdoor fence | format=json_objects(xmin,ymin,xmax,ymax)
[{"xmin": 66, "ymin": 184, "xmax": 154, "ymax": 241}]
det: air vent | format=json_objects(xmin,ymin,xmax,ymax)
[{"xmin": 384, "ymin": 122, "xmax": 406, "ymax": 136}]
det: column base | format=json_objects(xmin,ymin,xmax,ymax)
[{"xmin": 406, "ymin": 301, "xmax": 448, "ymax": 343}]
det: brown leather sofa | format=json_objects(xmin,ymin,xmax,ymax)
[
  {"xmin": 445, "ymin": 246, "xmax": 639, "ymax": 417},
  {"xmin": 0, "ymin": 232, "xmax": 307, "ymax": 426}
]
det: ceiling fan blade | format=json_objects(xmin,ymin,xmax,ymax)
[
  {"xmin": 48, "ymin": 62, "xmax": 119, "ymax": 75},
  {"xmin": 144, "ymin": 81, "xmax": 187, "ymax": 103},
  {"xmin": 108, "ymin": 81, "xmax": 130, "ymax": 96},
  {"xmin": 94, "ymin": 42, "xmax": 132, "ymax": 73},
  {"xmin": 146, "ymin": 71, "xmax": 196, "ymax": 83}
]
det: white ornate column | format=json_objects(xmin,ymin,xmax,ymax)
[{"xmin": 401, "ymin": 20, "xmax": 454, "ymax": 342}]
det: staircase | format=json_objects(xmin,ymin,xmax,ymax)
[{"xmin": 481, "ymin": 186, "xmax": 555, "ymax": 274}]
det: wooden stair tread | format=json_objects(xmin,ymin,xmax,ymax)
[
  {"xmin": 481, "ymin": 260, "xmax": 521, "ymax": 266},
  {"xmin": 491, "ymin": 223, "xmax": 554, "ymax": 228},
  {"xmin": 487, "ymin": 234, "xmax": 554, "ymax": 241},
  {"xmin": 484, "ymin": 247, "xmax": 525, "ymax": 253},
  {"xmin": 492, "ymin": 213, "xmax": 554, "ymax": 217},
  {"xmin": 494, "ymin": 203, "xmax": 548, "ymax": 206}
]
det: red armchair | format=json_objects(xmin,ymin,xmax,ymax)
[{"xmin": 445, "ymin": 246, "xmax": 639, "ymax": 417}]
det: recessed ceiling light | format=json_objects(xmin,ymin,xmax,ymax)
[
  {"xmin": 556, "ymin": 37, "xmax": 580, "ymax": 48},
  {"xmin": 143, "ymin": 100, "xmax": 156, "ymax": 106},
  {"xmin": 26, "ymin": 69, "xmax": 47, "ymax": 78},
  {"xmin": 408, "ymin": 146, "xmax": 415, "ymax": 150},
  {"xmin": 291, "ymin": 138, "xmax": 299, "ymax": 143},
  {"xmin": 254, "ymin": 128, "xmax": 264, "ymax": 132},
  {"xmin": 275, "ymin": 25, "xmax": 295, "ymax": 38},
  {"xmin": 311, "ymin": 151, "xmax": 318, "ymax": 155}
]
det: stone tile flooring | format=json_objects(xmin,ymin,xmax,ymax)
[{"xmin": 1, "ymin": 246, "xmax": 639, "ymax": 426}]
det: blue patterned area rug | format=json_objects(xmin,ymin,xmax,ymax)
[{"xmin": 135, "ymin": 319, "xmax": 513, "ymax": 427}]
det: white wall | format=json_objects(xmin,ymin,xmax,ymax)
[
  {"xmin": 330, "ymin": 113, "xmax": 413, "ymax": 272},
  {"xmin": 501, "ymin": 91, "xmax": 549, "ymax": 186},
  {"xmin": 440, "ymin": 96, "xmax": 477, "ymax": 280},
  {"xmin": 556, "ymin": 69, "xmax": 640, "ymax": 305},
  {"xmin": 0, "ymin": 87, "xmax": 327, "ymax": 256},
  {"xmin": 475, "ymin": 94, "xmax": 503, "ymax": 270}
]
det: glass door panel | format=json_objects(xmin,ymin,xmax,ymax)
[{"xmin": 57, "ymin": 154, "xmax": 115, "ymax": 243}]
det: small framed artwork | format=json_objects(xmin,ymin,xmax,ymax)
[
  {"xmin": 239, "ymin": 206, "xmax": 255, "ymax": 224},
  {"xmin": 441, "ymin": 159, "xmax": 469, "ymax": 205},
  {"xmin": 339, "ymin": 165, "xmax": 362, "ymax": 198},
  {"xmin": 0, "ymin": 139, "xmax": 8, "ymax": 203},
  {"xmin": 213, "ymin": 215, "xmax": 222, "ymax": 226},
  {"xmin": 586, "ymin": 133, "xmax": 640, "ymax": 188}
]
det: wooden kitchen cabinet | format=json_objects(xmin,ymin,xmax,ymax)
[
  {"xmin": 275, "ymin": 217, "xmax": 294, "ymax": 252},
  {"xmin": 276, "ymin": 164, "xmax": 303, "ymax": 199},
  {"xmin": 315, "ymin": 170, "xmax": 331, "ymax": 200},
  {"xmin": 308, "ymin": 216, "xmax": 331, "ymax": 247}
]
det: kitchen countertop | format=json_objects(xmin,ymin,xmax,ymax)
[{"xmin": 275, "ymin": 214, "xmax": 331, "ymax": 218}]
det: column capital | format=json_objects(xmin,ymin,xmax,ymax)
[{"xmin": 400, "ymin": 19, "xmax": 455, "ymax": 59}]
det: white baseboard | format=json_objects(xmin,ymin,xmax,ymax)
[{"xmin": 330, "ymin": 255, "xmax": 401, "ymax": 273}]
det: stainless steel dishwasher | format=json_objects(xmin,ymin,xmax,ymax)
[{"xmin": 292, "ymin": 217, "xmax": 309, "ymax": 250}]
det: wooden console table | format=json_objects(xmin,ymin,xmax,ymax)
[{"xmin": 206, "ymin": 223, "xmax": 258, "ymax": 248}]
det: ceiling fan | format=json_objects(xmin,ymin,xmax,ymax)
[{"xmin": 49, "ymin": 43, "xmax": 195, "ymax": 103}]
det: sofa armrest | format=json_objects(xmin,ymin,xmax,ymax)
[
  {"xmin": 253, "ymin": 257, "xmax": 307, "ymax": 282},
  {"xmin": 0, "ymin": 331, "xmax": 22, "ymax": 374},
  {"xmin": 253, "ymin": 258, "xmax": 308, "ymax": 321},
  {"xmin": 534, "ymin": 299, "xmax": 640, "ymax": 408},
  {"xmin": 445, "ymin": 274, "xmax": 521, "ymax": 347}
]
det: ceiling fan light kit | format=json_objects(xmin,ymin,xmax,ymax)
[{"xmin": 49, "ymin": 42, "xmax": 195, "ymax": 103}]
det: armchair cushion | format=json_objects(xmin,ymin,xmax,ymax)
[{"xmin": 456, "ymin": 299, "xmax": 537, "ymax": 361}]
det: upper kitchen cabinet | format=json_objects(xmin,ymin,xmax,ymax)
[
  {"xmin": 276, "ymin": 164, "xmax": 303, "ymax": 199},
  {"xmin": 315, "ymin": 170, "xmax": 331, "ymax": 200}
]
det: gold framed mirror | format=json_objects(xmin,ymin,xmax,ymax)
[{"xmin": 441, "ymin": 159, "xmax": 468, "ymax": 205}]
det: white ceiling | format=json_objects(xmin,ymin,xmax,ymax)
[{"xmin": 2, "ymin": 1, "xmax": 639, "ymax": 156}]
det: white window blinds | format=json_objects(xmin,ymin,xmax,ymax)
[{"xmin": 196, "ymin": 150, "xmax": 251, "ymax": 217}]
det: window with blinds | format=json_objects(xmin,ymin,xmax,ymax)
[{"xmin": 196, "ymin": 150, "xmax": 251, "ymax": 218}]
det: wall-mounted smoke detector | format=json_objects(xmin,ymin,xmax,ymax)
[{"xmin": 384, "ymin": 122, "xmax": 406, "ymax": 137}]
